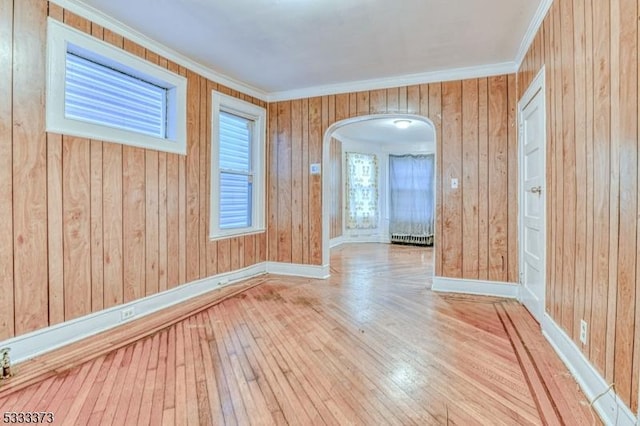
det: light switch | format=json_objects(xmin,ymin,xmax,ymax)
[
  {"xmin": 310, "ymin": 163, "xmax": 321, "ymax": 175},
  {"xmin": 451, "ymin": 178, "xmax": 459, "ymax": 189}
]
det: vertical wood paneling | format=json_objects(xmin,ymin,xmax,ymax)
[
  {"xmin": 198, "ymin": 78, "xmax": 208, "ymax": 279},
  {"xmin": 605, "ymin": 0, "xmax": 621, "ymax": 384},
  {"xmin": 560, "ymin": 0, "xmax": 577, "ymax": 338},
  {"xmin": 387, "ymin": 88, "xmax": 399, "ymax": 112},
  {"xmin": 572, "ymin": 0, "xmax": 587, "ymax": 347},
  {"xmin": 308, "ymin": 97, "xmax": 323, "ymax": 265},
  {"xmin": 230, "ymin": 239, "xmax": 240, "ymax": 271},
  {"xmin": 613, "ymin": 0, "xmax": 637, "ymax": 404},
  {"xmin": 291, "ymin": 100, "xmax": 303, "ymax": 262},
  {"xmin": 407, "ymin": 85, "xmax": 420, "ymax": 114},
  {"xmin": 90, "ymin": 139, "xmax": 104, "ymax": 312},
  {"xmin": 356, "ymin": 91, "xmax": 369, "ymax": 116},
  {"xmin": 301, "ymin": 98, "xmax": 311, "ymax": 265},
  {"xmin": 398, "ymin": 86, "xmax": 408, "ymax": 112},
  {"xmin": 277, "ymin": 102, "xmax": 292, "ymax": 263},
  {"xmin": 0, "ymin": 0, "xmax": 14, "ymax": 339},
  {"xmin": 488, "ymin": 76, "xmax": 508, "ymax": 282},
  {"xmin": 186, "ymin": 71, "xmax": 200, "ymax": 282},
  {"xmin": 507, "ymin": 74, "xmax": 518, "ymax": 284},
  {"xmin": 477, "ymin": 79, "xmax": 490, "ymax": 280},
  {"xmin": 429, "ymin": 83, "xmax": 444, "ymax": 277},
  {"xmin": 158, "ymin": 152, "xmax": 168, "ymax": 292},
  {"xmin": 582, "ymin": 0, "xmax": 595, "ymax": 358},
  {"xmin": 244, "ymin": 235, "xmax": 255, "ymax": 267},
  {"xmin": 166, "ymin": 150, "xmax": 180, "ymax": 288},
  {"xmin": 552, "ymin": 0, "xmax": 565, "ymax": 322},
  {"xmin": 103, "ymin": 142, "xmax": 124, "ymax": 308},
  {"xmin": 329, "ymin": 139, "xmax": 343, "ymax": 240},
  {"xmin": 217, "ymin": 240, "xmax": 231, "ymax": 274},
  {"xmin": 441, "ymin": 82, "xmax": 463, "ymax": 278},
  {"xmin": 12, "ymin": 0, "xmax": 48, "ymax": 334},
  {"xmin": 369, "ymin": 90, "xmax": 386, "ymax": 114},
  {"xmin": 462, "ymin": 79, "xmax": 479, "ymax": 279},
  {"xmin": 544, "ymin": 11, "xmax": 556, "ymax": 316},
  {"xmin": 123, "ymin": 148, "xmax": 146, "ymax": 303},
  {"xmin": 46, "ymin": 4, "xmax": 65, "ymax": 327},
  {"xmin": 590, "ymin": 0, "xmax": 610, "ymax": 375},
  {"xmin": 518, "ymin": 0, "xmax": 640, "ymax": 410},
  {"xmin": 176, "ymin": 65, "xmax": 188, "ymax": 287},
  {"xmin": 267, "ymin": 103, "xmax": 279, "ymax": 262},
  {"xmin": 145, "ymin": 150, "xmax": 159, "ymax": 296},
  {"xmin": 63, "ymin": 137, "xmax": 92, "ymax": 320}
]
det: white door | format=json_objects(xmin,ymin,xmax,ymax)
[{"xmin": 519, "ymin": 70, "xmax": 546, "ymax": 323}]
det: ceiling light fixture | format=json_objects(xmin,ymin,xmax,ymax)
[{"xmin": 393, "ymin": 119, "xmax": 412, "ymax": 129}]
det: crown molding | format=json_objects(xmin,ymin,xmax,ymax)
[
  {"xmin": 266, "ymin": 61, "xmax": 518, "ymax": 102},
  {"xmin": 514, "ymin": 0, "xmax": 553, "ymax": 68},
  {"xmin": 50, "ymin": 0, "xmax": 269, "ymax": 102},
  {"xmin": 51, "ymin": 0, "xmax": 549, "ymax": 103}
]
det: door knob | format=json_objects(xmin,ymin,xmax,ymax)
[{"xmin": 529, "ymin": 186, "xmax": 543, "ymax": 195}]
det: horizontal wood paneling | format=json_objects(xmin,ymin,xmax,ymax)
[
  {"xmin": 268, "ymin": 80, "xmax": 517, "ymax": 279},
  {"xmin": 0, "ymin": 1, "xmax": 266, "ymax": 341},
  {"xmin": 517, "ymin": 0, "xmax": 639, "ymax": 411}
]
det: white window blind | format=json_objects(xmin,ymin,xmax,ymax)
[
  {"xmin": 65, "ymin": 52, "xmax": 168, "ymax": 138},
  {"xmin": 219, "ymin": 111, "xmax": 253, "ymax": 229}
]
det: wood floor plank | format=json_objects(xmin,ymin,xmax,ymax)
[{"xmin": 0, "ymin": 245, "xmax": 599, "ymax": 425}]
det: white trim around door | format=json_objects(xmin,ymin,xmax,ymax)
[{"xmin": 517, "ymin": 67, "xmax": 547, "ymax": 323}]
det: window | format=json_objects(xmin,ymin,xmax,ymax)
[
  {"xmin": 210, "ymin": 91, "xmax": 266, "ymax": 239},
  {"xmin": 46, "ymin": 18, "xmax": 187, "ymax": 154},
  {"xmin": 345, "ymin": 152, "xmax": 379, "ymax": 230}
]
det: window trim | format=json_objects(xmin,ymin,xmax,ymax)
[
  {"xmin": 46, "ymin": 18, "xmax": 187, "ymax": 155},
  {"xmin": 210, "ymin": 91, "xmax": 266, "ymax": 239}
]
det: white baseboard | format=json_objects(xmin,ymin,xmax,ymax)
[
  {"xmin": 266, "ymin": 262, "xmax": 330, "ymax": 279},
  {"xmin": 342, "ymin": 235, "xmax": 390, "ymax": 244},
  {"xmin": 0, "ymin": 263, "xmax": 268, "ymax": 364},
  {"xmin": 330, "ymin": 236, "xmax": 345, "ymax": 248},
  {"xmin": 0, "ymin": 259, "xmax": 335, "ymax": 364},
  {"xmin": 542, "ymin": 314, "xmax": 636, "ymax": 426},
  {"xmin": 432, "ymin": 276, "xmax": 519, "ymax": 299}
]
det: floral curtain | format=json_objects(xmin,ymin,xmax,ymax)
[{"xmin": 345, "ymin": 152, "xmax": 379, "ymax": 230}]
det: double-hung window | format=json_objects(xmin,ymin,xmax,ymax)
[
  {"xmin": 210, "ymin": 91, "xmax": 266, "ymax": 239},
  {"xmin": 46, "ymin": 18, "xmax": 187, "ymax": 154}
]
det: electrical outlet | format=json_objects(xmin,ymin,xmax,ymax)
[
  {"xmin": 451, "ymin": 178, "xmax": 459, "ymax": 189},
  {"xmin": 121, "ymin": 307, "xmax": 135, "ymax": 321},
  {"xmin": 580, "ymin": 319, "xmax": 588, "ymax": 344}
]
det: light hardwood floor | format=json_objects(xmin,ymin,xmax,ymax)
[{"xmin": 0, "ymin": 244, "xmax": 597, "ymax": 425}]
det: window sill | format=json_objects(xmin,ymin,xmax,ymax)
[{"xmin": 209, "ymin": 228, "xmax": 266, "ymax": 241}]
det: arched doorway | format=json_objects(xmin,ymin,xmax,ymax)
[{"xmin": 321, "ymin": 113, "xmax": 437, "ymax": 270}]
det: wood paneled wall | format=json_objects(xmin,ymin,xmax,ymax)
[
  {"xmin": 0, "ymin": 0, "xmax": 266, "ymax": 341},
  {"xmin": 517, "ymin": 0, "xmax": 639, "ymax": 411},
  {"xmin": 329, "ymin": 138, "xmax": 343, "ymax": 239},
  {"xmin": 268, "ymin": 79, "xmax": 519, "ymax": 280}
]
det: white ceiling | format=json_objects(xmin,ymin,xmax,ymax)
[
  {"xmin": 73, "ymin": 0, "xmax": 543, "ymax": 97},
  {"xmin": 332, "ymin": 117, "xmax": 434, "ymax": 149}
]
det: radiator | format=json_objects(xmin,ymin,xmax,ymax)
[{"xmin": 390, "ymin": 233, "xmax": 434, "ymax": 247}]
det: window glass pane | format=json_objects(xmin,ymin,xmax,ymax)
[
  {"xmin": 220, "ymin": 173, "xmax": 252, "ymax": 229},
  {"xmin": 65, "ymin": 52, "xmax": 167, "ymax": 138},
  {"xmin": 219, "ymin": 111, "xmax": 251, "ymax": 172}
]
